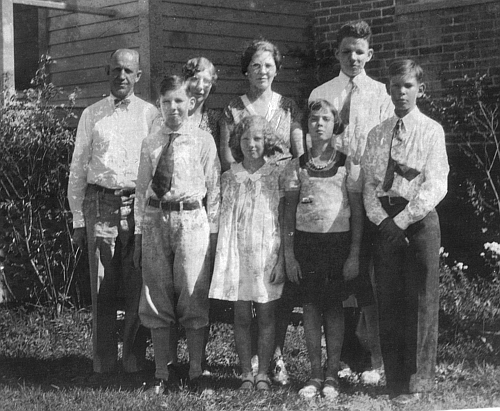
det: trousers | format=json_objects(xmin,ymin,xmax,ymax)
[
  {"xmin": 83, "ymin": 185, "xmax": 147, "ymax": 373},
  {"xmin": 373, "ymin": 205, "xmax": 440, "ymax": 394}
]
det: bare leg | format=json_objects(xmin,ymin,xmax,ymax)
[
  {"xmin": 323, "ymin": 303, "xmax": 344, "ymax": 379},
  {"xmin": 360, "ymin": 304, "xmax": 383, "ymax": 369},
  {"xmin": 255, "ymin": 301, "xmax": 277, "ymax": 376},
  {"xmin": 302, "ymin": 303, "xmax": 324, "ymax": 380},
  {"xmin": 234, "ymin": 301, "xmax": 253, "ymax": 376}
]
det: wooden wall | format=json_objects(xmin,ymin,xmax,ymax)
[
  {"xmin": 13, "ymin": 4, "xmax": 39, "ymax": 90},
  {"xmin": 150, "ymin": 0, "xmax": 313, "ymax": 109},
  {"xmin": 45, "ymin": 0, "xmax": 151, "ymax": 108}
]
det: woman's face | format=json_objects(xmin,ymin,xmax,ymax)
[
  {"xmin": 246, "ymin": 50, "xmax": 277, "ymax": 92},
  {"xmin": 187, "ymin": 68, "xmax": 214, "ymax": 107}
]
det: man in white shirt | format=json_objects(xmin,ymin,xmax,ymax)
[{"xmin": 68, "ymin": 49, "xmax": 158, "ymax": 378}]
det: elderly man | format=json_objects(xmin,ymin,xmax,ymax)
[{"xmin": 68, "ymin": 49, "xmax": 158, "ymax": 377}]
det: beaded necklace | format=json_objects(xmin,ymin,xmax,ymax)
[{"xmin": 306, "ymin": 148, "xmax": 337, "ymax": 171}]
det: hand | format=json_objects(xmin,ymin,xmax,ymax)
[
  {"xmin": 269, "ymin": 257, "xmax": 285, "ymax": 284},
  {"xmin": 285, "ymin": 253, "xmax": 302, "ymax": 284},
  {"xmin": 209, "ymin": 233, "xmax": 218, "ymax": 270},
  {"xmin": 72, "ymin": 227, "xmax": 86, "ymax": 250},
  {"xmin": 342, "ymin": 253, "xmax": 359, "ymax": 281},
  {"xmin": 379, "ymin": 217, "xmax": 408, "ymax": 247},
  {"xmin": 133, "ymin": 234, "xmax": 142, "ymax": 269},
  {"xmin": 121, "ymin": 193, "xmax": 135, "ymax": 207}
]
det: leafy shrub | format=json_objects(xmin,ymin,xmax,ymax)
[{"xmin": 0, "ymin": 56, "xmax": 81, "ymax": 312}]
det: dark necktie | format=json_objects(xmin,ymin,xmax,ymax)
[
  {"xmin": 114, "ymin": 98, "xmax": 130, "ymax": 108},
  {"xmin": 339, "ymin": 79, "xmax": 355, "ymax": 125},
  {"xmin": 151, "ymin": 133, "xmax": 178, "ymax": 198},
  {"xmin": 382, "ymin": 119, "xmax": 403, "ymax": 192}
]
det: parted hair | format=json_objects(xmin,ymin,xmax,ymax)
[
  {"xmin": 306, "ymin": 99, "xmax": 345, "ymax": 135},
  {"xmin": 229, "ymin": 116, "xmax": 283, "ymax": 163},
  {"xmin": 336, "ymin": 20, "xmax": 372, "ymax": 47},
  {"xmin": 241, "ymin": 39, "xmax": 283, "ymax": 75},
  {"xmin": 159, "ymin": 75, "xmax": 186, "ymax": 96},
  {"xmin": 388, "ymin": 59, "xmax": 424, "ymax": 84}
]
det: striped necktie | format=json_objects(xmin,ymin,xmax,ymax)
[
  {"xmin": 382, "ymin": 119, "xmax": 403, "ymax": 192},
  {"xmin": 151, "ymin": 133, "xmax": 178, "ymax": 199}
]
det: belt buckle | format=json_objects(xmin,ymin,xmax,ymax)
[
  {"xmin": 388, "ymin": 196, "xmax": 396, "ymax": 206},
  {"xmin": 178, "ymin": 201, "xmax": 184, "ymax": 211}
]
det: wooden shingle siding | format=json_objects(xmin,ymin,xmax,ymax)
[{"xmin": 152, "ymin": 0, "xmax": 312, "ymax": 108}]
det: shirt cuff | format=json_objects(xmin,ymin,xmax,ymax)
[
  {"xmin": 393, "ymin": 211, "xmax": 410, "ymax": 230},
  {"xmin": 209, "ymin": 222, "xmax": 219, "ymax": 234}
]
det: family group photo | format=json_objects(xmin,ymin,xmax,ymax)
[{"xmin": 0, "ymin": 0, "xmax": 499, "ymax": 410}]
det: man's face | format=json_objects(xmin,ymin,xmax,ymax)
[
  {"xmin": 335, "ymin": 37, "xmax": 373, "ymax": 78},
  {"xmin": 160, "ymin": 87, "xmax": 195, "ymax": 131},
  {"xmin": 390, "ymin": 73, "xmax": 425, "ymax": 118},
  {"xmin": 108, "ymin": 50, "xmax": 142, "ymax": 99}
]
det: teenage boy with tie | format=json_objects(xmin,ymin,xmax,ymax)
[
  {"xmin": 133, "ymin": 75, "xmax": 220, "ymax": 395},
  {"xmin": 363, "ymin": 59, "xmax": 449, "ymax": 405}
]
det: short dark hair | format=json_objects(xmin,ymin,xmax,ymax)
[
  {"xmin": 388, "ymin": 59, "xmax": 424, "ymax": 83},
  {"xmin": 336, "ymin": 20, "xmax": 372, "ymax": 47},
  {"xmin": 229, "ymin": 116, "xmax": 283, "ymax": 163},
  {"xmin": 159, "ymin": 75, "xmax": 186, "ymax": 96},
  {"xmin": 307, "ymin": 99, "xmax": 345, "ymax": 135},
  {"xmin": 241, "ymin": 39, "xmax": 283, "ymax": 75},
  {"xmin": 182, "ymin": 57, "xmax": 218, "ymax": 85}
]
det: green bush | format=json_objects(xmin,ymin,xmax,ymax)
[{"xmin": 0, "ymin": 56, "xmax": 81, "ymax": 312}]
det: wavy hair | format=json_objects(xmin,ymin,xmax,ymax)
[{"xmin": 229, "ymin": 116, "xmax": 283, "ymax": 163}]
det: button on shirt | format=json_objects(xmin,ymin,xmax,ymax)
[
  {"xmin": 134, "ymin": 122, "xmax": 221, "ymax": 234},
  {"xmin": 308, "ymin": 70, "xmax": 393, "ymax": 191},
  {"xmin": 68, "ymin": 94, "xmax": 159, "ymax": 228},
  {"xmin": 362, "ymin": 107, "xmax": 449, "ymax": 230}
]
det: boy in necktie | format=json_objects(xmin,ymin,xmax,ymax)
[
  {"xmin": 133, "ymin": 75, "xmax": 220, "ymax": 395},
  {"xmin": 363, "ymin": 59, "xmax": 449, "ymax": 405}
]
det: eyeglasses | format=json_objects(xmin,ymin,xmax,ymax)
[{"xmin": 188, "ymin": 76, "xmax": 213, "ymax": 87}]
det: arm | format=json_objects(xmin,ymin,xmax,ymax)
[
  {"xmin": 134, "ymin": 139, "xmax": 153, "ymax": 235},
  {"xmin": 283, "ymin": 190, "xmax": 302, "ymax": 284},
  {"xmin": 393, "ymin": 126, "xmax": 449, "ymax": 230},
  {"xmin": 67, "ymin": 109, "xmax": 91, "ymax": 230},
  {"xmin": 343, "ymin": 191, "xmax": 363, "ymax": 280},
  {"xmin": 202, "ymin": 134, "xmax": 221, "ymax": 236},
  {"xmin": 289, "ymin": 100, "xmax": 304, "ymax": 158},
  {"xmin": 270, "ymin": 196, "xmax": 286, "ymax": 284},
  {"xmin": 219, "ymin": 119, "xmax": 235, "ymax": 172}
]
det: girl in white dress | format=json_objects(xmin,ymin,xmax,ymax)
[{"xmin": 209, "ymin": 115, "xmax": 285, "ymax": 391}]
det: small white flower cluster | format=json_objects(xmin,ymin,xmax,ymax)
[
  {"xmin": 439, "ymin": 247, "xmax": 449, "ymax": 258},
  {"xmin": 483, "ymin": 241, "xmax": 500, "ymax": 256}
]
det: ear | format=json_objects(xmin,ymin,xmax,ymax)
[
  {"xmin": 188, "ymin": 96, "xmax": 196, "ymax": 111},
  {"xmin": 417, "ymin": 82, "xmax": 426, "ymax": 98},
  {"xmin": 135, "ymin": 69, "xmax": 143, "ymax": 82},
  {"xmin": 366, "ymin": 48, "xmax": 374, "ymax": 62},
  {"xmin": 334, "ymin": 48, "xmax": 340, "ymax": 61}
]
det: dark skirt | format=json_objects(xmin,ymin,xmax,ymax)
[{"xmin": 294, "ymin": 230, "xmax": 351, "ymax": 309}]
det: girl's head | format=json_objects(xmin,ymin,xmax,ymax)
[
  {"xmin": 307, "ymin": 99, "xmax": 345, "ymax": 141},
  {"xmin": 241, "ymin": 39, "xmax": 282, "ymax": 92},
  {"xmin": 182, "ymin": 57, "xmax": 217, "ymax": 107},
  {"xmin": 229, "ymin": 115, "xmax": 283, "ymax": 163}
]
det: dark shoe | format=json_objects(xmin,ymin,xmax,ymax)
[
  {"xmin": 189, "ymin": 374, "xmax": 214, "ymax": 396},
  {"xmin": 392, "ymin": 393, "xmax": 421, "ymax": 406}
]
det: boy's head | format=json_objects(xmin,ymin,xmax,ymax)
[
  {"xmin": 388, "ymin": 59, "xmax": 425, "ymax": 118},
  {"xmin": 335, "ymin": 20, "xmax": 373, "ymax": 78},
  {"xmin": 229, "ymin": 115, "xmax": 282, "ymax": 163},
  {"xmin": 159, "ymin": 75, "xmax": 195, "ymax": 131},
  {"xmin": 307, "ymin": 99, "xmax": 345, "ymax": 139}
]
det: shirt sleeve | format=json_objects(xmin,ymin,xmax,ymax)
[
  {"xmin": 201, "ymin": 135, "xmax": 221, "ymax": 233},
  {"xmin": 134, "ymin": 138, "xmax": 153, "ymax": 235},
  {"xmin": 67, "ymin": 109, "xmax": 92, "ymax": 228},
  {"xmin": 283, "ymin": 158, "xmax": 301, "ymax": 192},
  {"xmin": 393, "ymin": 125, "xmax": 449, "ymax": 229},
  {"xmin": 362, "ymin": 126, "xmax": 389, "ymax": 225}
]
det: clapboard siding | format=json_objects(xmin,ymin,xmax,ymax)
[
  {"xmin": 46, "ymin": 0, "xmax": 146, "ymax": 106},
  {"xmin": 151, "ymin": 0, "xmax": 312, "ymax": 108},
  {"xmin": 43, "ymin": 0, "xmax": 312, "ymax": 109},
  {"xmin": 14, "ymin": 4, "xmax": 39, "ymax": 90}
]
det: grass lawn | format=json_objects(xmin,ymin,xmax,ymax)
[{"xmin": 0, "ymin": 306, "xmax": 499, "ymax": 410}]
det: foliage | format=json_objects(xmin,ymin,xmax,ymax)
[
  {"xmin": 424, "ymin": 74, "xmax": 500, "ymax": 237},
  {"xmin": 0, "ymin": 56, "xmax": 81, "ymax": 312}
]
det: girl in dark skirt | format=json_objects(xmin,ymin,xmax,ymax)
[{"xmin": 282, "ymin": 99, "xmax": 364, "ymax": 400}]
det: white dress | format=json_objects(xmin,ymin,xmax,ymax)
[{"xmin": 209, "ymin": 161, "xmax": 285, "ymax": 303}]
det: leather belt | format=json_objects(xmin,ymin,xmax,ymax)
[
  {"xmin": 148, "ymin": 197, "xmax": 201, "ymax": 211},
  {"xmin": 89, "ymin": 184, "xmax": 135, "ymax": 196}
]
